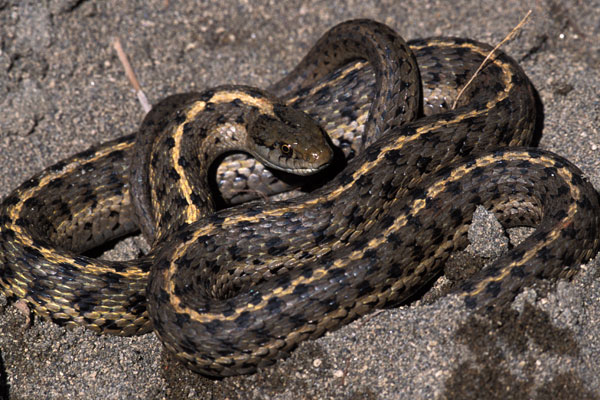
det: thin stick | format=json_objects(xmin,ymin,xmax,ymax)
[
  {"xmin": 113, "ymin": 37, "xmax": 152, "ymax": 113},
  {"xmin": 451, "ymin": 10, "xmax": 532, "ymax": 110}
]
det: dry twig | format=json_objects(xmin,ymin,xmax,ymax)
[
  {"xmin": 113, "ymin": 37, "xmax": 151, "ymax": 113},
  {"xmin": 452, "ymin": 10, "xmax": 532, "ymax": 109}
]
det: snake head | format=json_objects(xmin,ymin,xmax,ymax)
[{"xmin": 247, "ymin": 103, "xmax": 334, "ymax": 176}]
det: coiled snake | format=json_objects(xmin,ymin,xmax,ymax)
[{"xmin": 0, "ymin": 19, "xmax": 599, "ymax": 377}]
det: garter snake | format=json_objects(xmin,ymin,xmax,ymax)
[
  {"xmin": 1, "ymin": 20, "xmax": 599, "ymax": 377},
  {"xmin": 129, "ymin": 86, "xmax": 334, "ymax": 243}
]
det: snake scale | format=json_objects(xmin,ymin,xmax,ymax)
[{"xmin": 1, "ymin": 20, "xmax": 599, "ymax": 377}]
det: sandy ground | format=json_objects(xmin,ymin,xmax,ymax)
[{"xmin": 0, "ymin": 0, "xmax": 599, "ymax": 399}]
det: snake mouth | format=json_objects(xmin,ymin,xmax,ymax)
[
  {"xmin": 260, "ymin": 157, "xmax": 331, "ymax": 176},
  {"xmin": 257, "ymin": 146, "xmax": 334, "ymax": 176},
  {"xmin": 288, "ymin": 162, "xmax": 331, "ymax": 175},
  {"xmin": 287, "ymin": 146, "xmax": 335, "ymax": 176}
]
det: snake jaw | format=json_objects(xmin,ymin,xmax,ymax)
[
  {"xmin": 258, "ymin": 146, "xmax": 332, "ymax": 176},
  {"xmin": 286, "ymin": 141, "xmax": 334, "ymax": 175}
]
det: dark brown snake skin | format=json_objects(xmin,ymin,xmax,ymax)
[
  {"xmin": 129, "ymin": 86, "xmax": 335, "ymax": 243},
  {"xmin": 0, "ymin": 20, "xmax": 599, "ymax": 377}
]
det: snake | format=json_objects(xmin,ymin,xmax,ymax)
[
  {"xmin": 1, "ymin": 19, "xmax": 599, "ymax": 377},
  {"xmin": 128, "ymin": 85, "xmax": 335, "ymax": 243}
]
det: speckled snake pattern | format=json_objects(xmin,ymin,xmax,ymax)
[{"xmin": 0, "ymin": 20, "xmax": 599, "ymax": 377}]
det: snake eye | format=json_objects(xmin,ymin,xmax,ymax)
[{"xmin": 280, "ymin": 143, "xmax": 292, "ymax": 156}]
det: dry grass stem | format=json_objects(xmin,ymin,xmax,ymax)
[
  {"xmin": 451, "ymin": 10, "xmax": 532, "ymax": 109},
  {"xmin": 113, "ymin": 37, "xmax": 152, "ymax": 113}
]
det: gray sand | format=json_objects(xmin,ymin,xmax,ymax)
[{"xmin": 0, "ymin": 0, "xmax": 599, "ymax": 399}]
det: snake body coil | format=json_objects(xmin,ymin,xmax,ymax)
[
  {"xmin": 0, "ymin": 20, "xmax": 599, "ymax": 377},
  {"xmin": 129, "ymin": 85, "xmax": 334, "ymax": 243}
]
